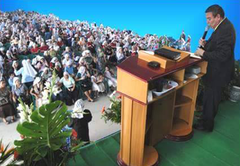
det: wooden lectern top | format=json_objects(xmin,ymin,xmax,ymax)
[
  {"xmin": 117, "ymin": 55, "xmax": 203, "ymax": 83},
  {"xmin": 138, "ymin": 46, "xmax": 190, "ymax": 69}
]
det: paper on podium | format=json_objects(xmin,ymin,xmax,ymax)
[
  {"xmin": 183, "ymin": 51, "xmax": 202, "ymax": 59},
  {"xmin": 143, "ymin": 50, "xmax": 154, "ymax": 55}
]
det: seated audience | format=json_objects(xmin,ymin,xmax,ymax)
[{"xmin": 0, "ymin": 79, "xmax": 16, "ymax": 124}]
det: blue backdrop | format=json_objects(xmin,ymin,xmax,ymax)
[{"xmin": 1, "ymin": 0, "xmax": 239, "ymax": 59}]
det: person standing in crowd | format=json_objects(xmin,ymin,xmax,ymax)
[
  {"xmin": 194, "ymin": 4, "xmax": 236, "ymax": 132},
  {"xmin": 70, "ymin": 99, "xmax": 92, "ymax": 144},
  {"xmin": 13, "ymin": 59, "xmax": 37, "ymax": 89}
]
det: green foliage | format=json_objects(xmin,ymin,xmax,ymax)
[
  {"xmin": 14, "ymin": 101, "xmax": 71, "ymax": 166},
  {"xmin": 101, "ymin": 97, "xmax": 121, "ymax": 124},
  {"xmin": 231, "ymin": 60, "xmax": 240, "ymax": 87},
  {"xmin": 0, "ymin": 140, "xmax": 14, "ymax": 165}
]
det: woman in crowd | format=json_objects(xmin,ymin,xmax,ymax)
[
  {"xmin": 62, "ymin": 47, "xmax": 72, "ymax": 58},
  {"xmin": 30, "ymin": 77, "xmax": 44, "ymax": 108},
  {"xmin": 104, "ymin": 66, "xmax": 117, "ymax": 91},
  {"xmin": 11, "ymin": 60, "xmax": 20, "ymax": 71},
  {"xmin": 30, "ymin": 43, "xmax": 39, "ymax": 54},
  {"xmin": 59, "ymin": 72, "xmax": 78, "ymax": 106},
  {"xmin": 0, "ymin": 78, "xmax": 16, "ymax": 124},
  {"xmin": 35, "ymin": 56, "xmax": 48, "ymax": 73},
  {"xmin": 39, "ymin": 42, "xmax": 49, "ymax": 53},
  {"xmin": 116, "ymin": 47, "xmax": 125, "ymax": 64},
  {"xmin": 62, "ymin": 53, "xmax": 73, "ymax": 68},
  {"xmin": 54, "ymin": 62, "xmax": 63, "ymax": 78},
  {"xmin": 75, "ymin": 63, "xmax": 94, "ymax": 102},
  {"xmin": 41, "ymin": 68, "xmax": 52, "ymax": 84},
  {"xmin": 64, "ymin": 60, "xmax": 75, "ymax": 77},
  {"xmin": 8, "ymin": 72, "xmax": 15, "ymax": 88},
  {"xmin": 12, "ymin": 77, "xmax": 30, "ymax": 105},
  {"xmin": 91, "ymin": 72, "xmax": 105, "ymax": 98},
  {"xmin": 13, "ymin": 59, "xmax": 37, "ymax": 89},
  {"xmin": 96, "ymin": 47, "xmax": 106, "ymax": 72}
]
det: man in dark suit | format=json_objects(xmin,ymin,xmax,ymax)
[{"xmin": 194, "ymin": 4, "xmax": 236, "ymax": 132}]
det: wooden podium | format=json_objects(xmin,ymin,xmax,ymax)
[{"xmin": 116, "ymin": 47, "xmax": 207, "ymax": 166}]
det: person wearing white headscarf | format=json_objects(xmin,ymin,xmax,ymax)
[
  {"xmin": 13, "ymin": 59, "xmax": 37, "ymax": 88},
  {"xmin": 30, "ymin": 77, "xmax": 44, "ymax": 108},
  {"xmin": 41, "ymin": 67, "xmax": 52, "ymax": 83},
  {"xmin": 75, "ymin": 64, "xmax": 93, "ymax": 102},
  {"xmin": 104, "ymin": 66, "xmax": 117, "ymax": 88},
  {"xmin": 69, "ymin": 99, "xmax": 92, "ymax": 142},
  {"xmin": 62, "ymin": 53, "xmax": 73, "ymax": 68},
  {"xmin": 0, "ymin": 78, "xmax": 17, "ymax": 124},
  {"xmin": 91, "ymin": 72, "xmax": 105, "ymax": 98},
  {"xmin": 59, "ymin": 72, "xmax": 77, "ymax": 106},
  {"xmin": 53, "ymin": 61, "xmax": 62, "ymax": 77},
  {"xmin": 12, "ymin": 61, "xmax": 19, "ymax": 70},
  {"xmin": 64, "ymin": 60, "xmax": 74, "ymax": 76},
  {"xmin": 12, "ymin": 77, "xmax": 30, "ymax": 105},
  {"xmin": 116, "ymin": 47, "xmax": 125, "ymax": 64}
]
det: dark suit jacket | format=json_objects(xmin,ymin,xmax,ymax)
[{"xmin": 203, "ymin": 18, "xmax": 236, "ymax": 87}]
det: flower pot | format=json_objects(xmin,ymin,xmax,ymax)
[{"xmin": 229, "ymin": 85, "xmax": 240, "ymax": 102}]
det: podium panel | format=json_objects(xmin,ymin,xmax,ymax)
[{"xmin": 117, "ymin": 49, "xmax": 207, "ymax": 166}]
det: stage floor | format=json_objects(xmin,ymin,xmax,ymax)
[{"xmin": 67, "ymin": 100, "xmax": 240, "ymax": 166}]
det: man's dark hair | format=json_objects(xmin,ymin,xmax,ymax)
[{"xmin": 205, "ymin": 4, "xmax": 225, "ymax": 18}]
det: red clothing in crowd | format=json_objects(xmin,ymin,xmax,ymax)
[
  {"xmin": 57, "ymin": 41, "xmax": 64, "ymax": 47},
  {"xmin": 31, "ymin": 47, "xmax": 39, "ymax": 54},
  {"xmin": 39, "ymin": 45, "xmax": 49, "ymax": 52}
]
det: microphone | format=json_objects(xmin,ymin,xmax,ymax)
[
  {"xmin": 199, "ymin": 25, "xmax": 210, "ymax": 49},
  {"xmin": 202, "ymin": 25, "xmax": 210, "ymax": 39}
]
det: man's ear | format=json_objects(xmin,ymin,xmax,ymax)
[{"xmin": 216, "ymin": 14, "xmax": 221, "ymax": 20}]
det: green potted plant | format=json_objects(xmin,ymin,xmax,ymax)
[
  {"xmin": 13, "ymin": 71, "xmax": 82, "ymax": 166},
  {"xmin": 14, "ymin": 100, "xmax": 72, "ymax": 166},
  {"xmin": 229, "ymin": 60, "xmax": 240, "ymax": 102},
  {"xmin": 101, "ymin": 95, "xmax": 121, "ymax": 124}
]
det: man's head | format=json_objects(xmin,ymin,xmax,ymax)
[{"xmin": 205, "ymin": 5, "xmax": 225, "ymax": 29}]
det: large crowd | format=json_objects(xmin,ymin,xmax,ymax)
[{"xmin": 0, "ymin": 10, "xmax": 191, "ymax": 125}]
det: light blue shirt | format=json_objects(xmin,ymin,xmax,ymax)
[
  {"xmin": 64, "ymin": 66, "xmax": 74, "ymax": 75},
  {"xmin": 60, "ymin": 76, "xmax": 75, "ymax": 89},
  {"xmin": 14, "ymin": 67, "xmax": 35, "ymax": 83},
  {"xmin": 8, "ymin": 77, "xmax": 14, "ymax": 88}
]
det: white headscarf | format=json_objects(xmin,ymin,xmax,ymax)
[
  {"xmin": 82, "ymin": 50, "xmax": 91, "ymax": 57},
  {"xmin": 78, "ymin": 66, "xmax": 86, "ymax": 77},
  {"xmin": 36, "ymin": 55, "xmax": 42, "ymax": 61},
  {"xmin": 33, "ymin": 77, "xmax": 41, "ymax": 86},
  {"xmin": 51, "ymin": 57, "xmax": 58, "ymax": 63},
  {"xmin": 71, "ymin": 99, "xmax": 84, "ymax": 119},
  {"xmin": 64, "ymin": 53, "xmax": 70, "ymax": 59},
  {"xmin": 32, "ymin": 58, "xmax": 37, "ymax": 65},
  {"xmin": 22, "ymin": 59, "xmax": 37, "ymax": 78},
  {"xmin": 12, "ymin": 60, "xmax": 17, "ymax": 68},
  {"xmin": 13, "ymin": 77, "xmax": 20, "ymax": 87},
  {"xmin": 63, "ymin": 71, "xmax": 69, "ymax": 77}
]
